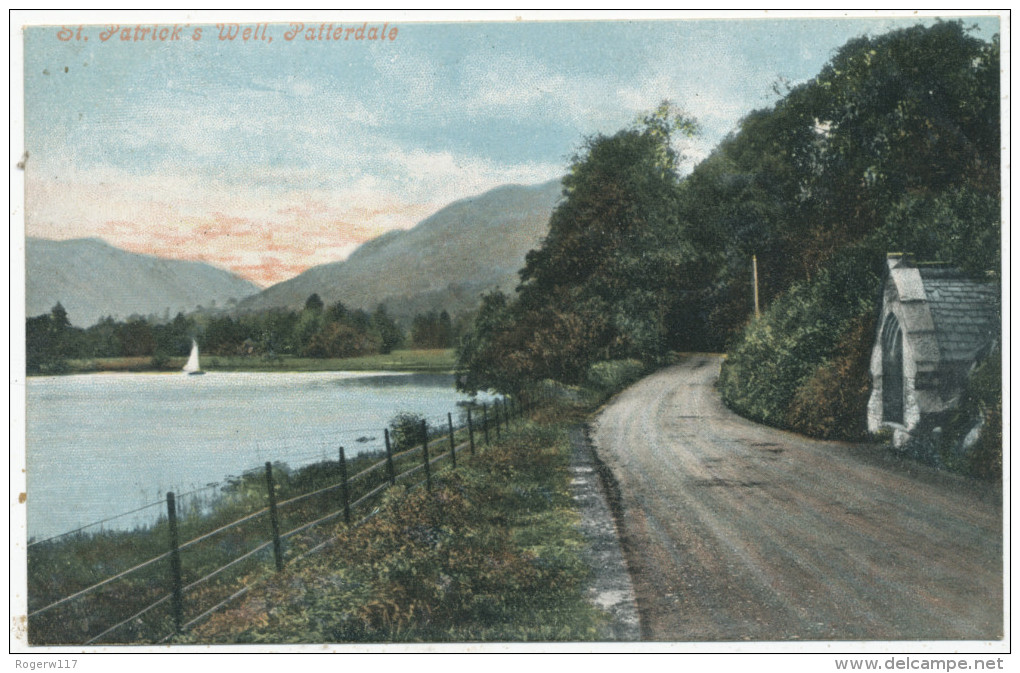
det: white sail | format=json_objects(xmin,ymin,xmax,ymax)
[{"xmin": 183, "ymin": 340, "xmax": 201, "ymax": 374}]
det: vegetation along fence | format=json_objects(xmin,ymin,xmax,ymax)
[{"xmin": 26, "ymin": 392, "xmax": 542, "ymax": 645}]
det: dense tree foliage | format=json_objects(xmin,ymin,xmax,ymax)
[
  {"xmin": 459, "ymin": 103, "xmax": 701, "ymax": 392},
  {"xmin": 718, "ymin": 22, "xmax": 1000, "ymax": 441},
  {"xmin": 26, "ymin": 296, "xmax": 408, "ymax": 371},
  {"xmin": 410, "ymin": 310, "xmax": 454, "ymax": 349},
  {"xmin": 26, "ymin": 303, "xmax": 75, "ymax": 373},
  {"xmin": 458, "ymin": 20, "xmax": 1001, "ymax": 455}
]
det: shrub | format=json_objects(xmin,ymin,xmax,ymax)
[
  {"xmin": 388, "ymin": 412, "xmax": 427, "ymax": 452},
  {"xmin": 941, "ymin": 346, "xmax": 1002, "ymax": 480},
  {"xmin": 784, "ymin": 310, "xmax": 876, "ymax": 440},
  {"xmin": 720, "ymin": 247, "xmax": 882, "ymax": 437},
  {"xmin": 584, "ymin": 359, "xmax": 645, "ymax": 398}
]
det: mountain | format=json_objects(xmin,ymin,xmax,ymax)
[
  {"xmin": 26, "ymin": 237, "xmax": 260, "ymax": 327},
  {"xmin": 237, "ymin": 179, "xmax": 563, "ymax": 321}
]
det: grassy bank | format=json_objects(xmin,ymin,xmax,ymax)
[
  {"xmin": 183, "ymin": 403, "xmax": 604, "ymax": 643},
  {"xmin": 56, "ymin": 349, "xmax": 456, "ymax": 375}
]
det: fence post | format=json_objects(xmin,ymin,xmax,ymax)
[
  {"xmin": 421, "ymin": 419, "xmax": 432, "ymax": 492},
  {"xmin": 384, "ymin": 428, "xmax": 396, "ymax": 486},
  {"xmin": 264, "ymin": 462, "xmax": 284, "ymax": 572},
  {"xmin": 494, "ymin": 400, "xmax": 501, "ymax": 440},
  {"xmin": 482, "ymin": 403, "xmax": 490, "ymax": 444},
  {"xmin": 166, "ymin": 492, "xmax": 184, "ymax": 635},
  {"xmin": 467, "ymin": 408, "xmax": 476, "ymax": 456},
  {"xmin": 338, "ymin": 446, "xmax": 351, "ymax": 525},
  {"xmin": 447, "ymin": 412, "xmax": 457, "ymax": 469}
]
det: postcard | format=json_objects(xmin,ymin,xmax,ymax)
[{"xmin": 10, "ymin": 9, "xmax": 1008, "ymax": 665}]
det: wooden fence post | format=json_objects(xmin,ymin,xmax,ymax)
[
  {"xmin": 421, "ymin": 419, "xmax": 432, "ymax": 492},
  {"xmin": 482, "ymin": 403, "xmax": 490, "ymax": 444},
  {"xmin": 264, "ymin": 462, "xmax": 284, "ymax": 572},
  {"xmin": 384, "ymin": 428, "xmax": 396, "ymax": 486},
  {"xmin": 494, "ymin": 401, "xmax": 501, "ymax": 440},
  {"xmin": 467, "ymin": 408, "xmax": 476, "ymax": 456},
  {"xmin": 166, "ymin": 492, "xmax": 184, "ymax": 635},
  {"xmin": 338, "ymin": 446, "xmax": 351, "ymax": 525},
  {"xmin": 447, "ymin": 412, "xmax": 457, "ymax": 469}
]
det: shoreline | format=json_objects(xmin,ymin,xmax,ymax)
[{"xmin": 27, "ymin": 348, "xmax": 458, "ymax": 377}]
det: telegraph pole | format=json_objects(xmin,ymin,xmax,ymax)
[{"xmin": 752, "ymin": 254, "xmax": 760, "ymax": 319}]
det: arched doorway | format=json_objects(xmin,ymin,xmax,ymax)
[{"xmin": 880, "ymin": 313, "xmax": 904, "ymax": 424}]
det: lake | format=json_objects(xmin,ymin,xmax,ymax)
[{"xmin": 25, "ymin": 371, "xmax": 490, "ymax": 540}]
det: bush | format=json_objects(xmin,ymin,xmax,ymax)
[
  {"xmin": 584, "ymin": 359, "xmax": 645, "ymax": 398},
  {"xmin": 720, "ymin": 248, "xmax": 882, "ymax": 438},
  {"xmin": 388, "ymin": 412, "xmax": 428, "ymax": 452},
  {"xmin": 942, "ymin": 346, "xmax": 1002, "ymax": 479},
  {"xmin": 784, "ymin": 311, "xmax": 876, "ymax": 440}
]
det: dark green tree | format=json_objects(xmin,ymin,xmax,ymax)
[
  {"xmin": 371, "ymin": 305, "xmax": 404, "ymax": 354},
  {"xmin": 26, "ymin": 303, "xmax": 76, "ymax": 373},
  {"xmin": 304, "ymin": 293, "xmax": 325, "ymax": 313}
]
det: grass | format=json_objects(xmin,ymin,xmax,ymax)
[
  {"xmin": 204, "ymin": 349, "xmax": 456, "ymax": 373},
  {"xmin": 59, "ymin": 349, "xmax": 457, "ymax": 375},
  {"xmin": 184, "ymin": 405, "xmax": 605, "ymax": 643}
]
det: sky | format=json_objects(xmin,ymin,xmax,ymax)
[{"xmin": 20, "ymin": 11, "xmax": 1002, "ymax": 287}]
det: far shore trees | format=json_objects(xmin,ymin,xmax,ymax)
[{"xmin": 25, "ymin": 295, "xmax": 409, "ymax": 366}]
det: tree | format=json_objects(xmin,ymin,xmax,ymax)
[
  {"xmin": 411, "ymin": 311, "xmax": 454, "ymax": 349},
  {"xmin": 304, "ymin": 293, "xmax": 325, "ymax": 313},
  {"xmin": 116, "ymin": 318, "xmax": 156, "ymax": 357},
  {"xmin": 511, "ymin": 102, "xmax": 699, "ymax": 367},
  {"xmin": 456, "ymin": 291, "xmax": 514, "ymax": 393},
  {"xmin": 303, "ymin": 321, "xmax": 380, "ymax": 358},
  {"xmin": 371, "ymin": 305, "xmax": 404, "ymax": 354}
]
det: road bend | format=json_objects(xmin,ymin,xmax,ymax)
[{"xmin": 590, "ymin": 355, "xmax": 1003, "ymax": 641}]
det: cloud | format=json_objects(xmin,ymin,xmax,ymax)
[
  {"xmin": 29, "ymin": 17, "xmax": 965, "ymax": 287},
  {"xmin": 25, "ymin": 140, "xmax": 561, "ymax": 286}
]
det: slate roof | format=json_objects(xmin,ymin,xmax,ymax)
[{"xmin": 918, "ymin": 266, "xmax": 1000, "ymax": 363}]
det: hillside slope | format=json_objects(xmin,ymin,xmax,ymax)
[
  {"xmin": 238, "ymin": 179, "xmax": 562, "ymax": 320},
  {"xmin": 26, "ymin": 237, "xmax": 260, "ymax": 327}
]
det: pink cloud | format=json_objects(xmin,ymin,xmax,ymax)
[
  {"xmin": 26, "ymin": 172, "xmax": 442, "ymax": 287},
  {"xmin": 85, "ymin": 201, "xmax": 435, "ymax": 287}
]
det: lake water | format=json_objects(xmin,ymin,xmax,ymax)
[{"xmin": 25, "ymin": 371, "xmax": 490, "ymax": 540}]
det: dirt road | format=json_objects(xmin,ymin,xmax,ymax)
[{"xmin": 591, "ymin": 355, "xmax": 1003, "ymax": 641}]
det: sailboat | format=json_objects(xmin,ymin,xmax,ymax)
[{"xmin": 183, "ymin": 339, "xmax": 205, "ymax": 376}]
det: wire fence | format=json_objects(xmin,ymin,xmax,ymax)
[{"xmin": 26, "ymin": 393, "xmax": 539, "ymax": 645}]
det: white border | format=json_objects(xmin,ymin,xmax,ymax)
[{"xmin": 8, "ymin": 8, "xmax": 1011, "ymax": 662}]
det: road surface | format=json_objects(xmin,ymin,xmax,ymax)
[{"xmin": 590, "ymin": 355, "xmax": 1003, "ymax": 641}]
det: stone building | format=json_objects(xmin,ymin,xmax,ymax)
[{"xmin": 867, "ymin": 254, "xmax": 999, "ymax": 447}]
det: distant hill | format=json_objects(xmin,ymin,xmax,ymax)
[
  {"xmin": 237, "ymin": 179, "xmax": 563, "ymax": 321},
  {"xmin": 26, "ymin": 237, "xmax": 260, "ymax": 327}
]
